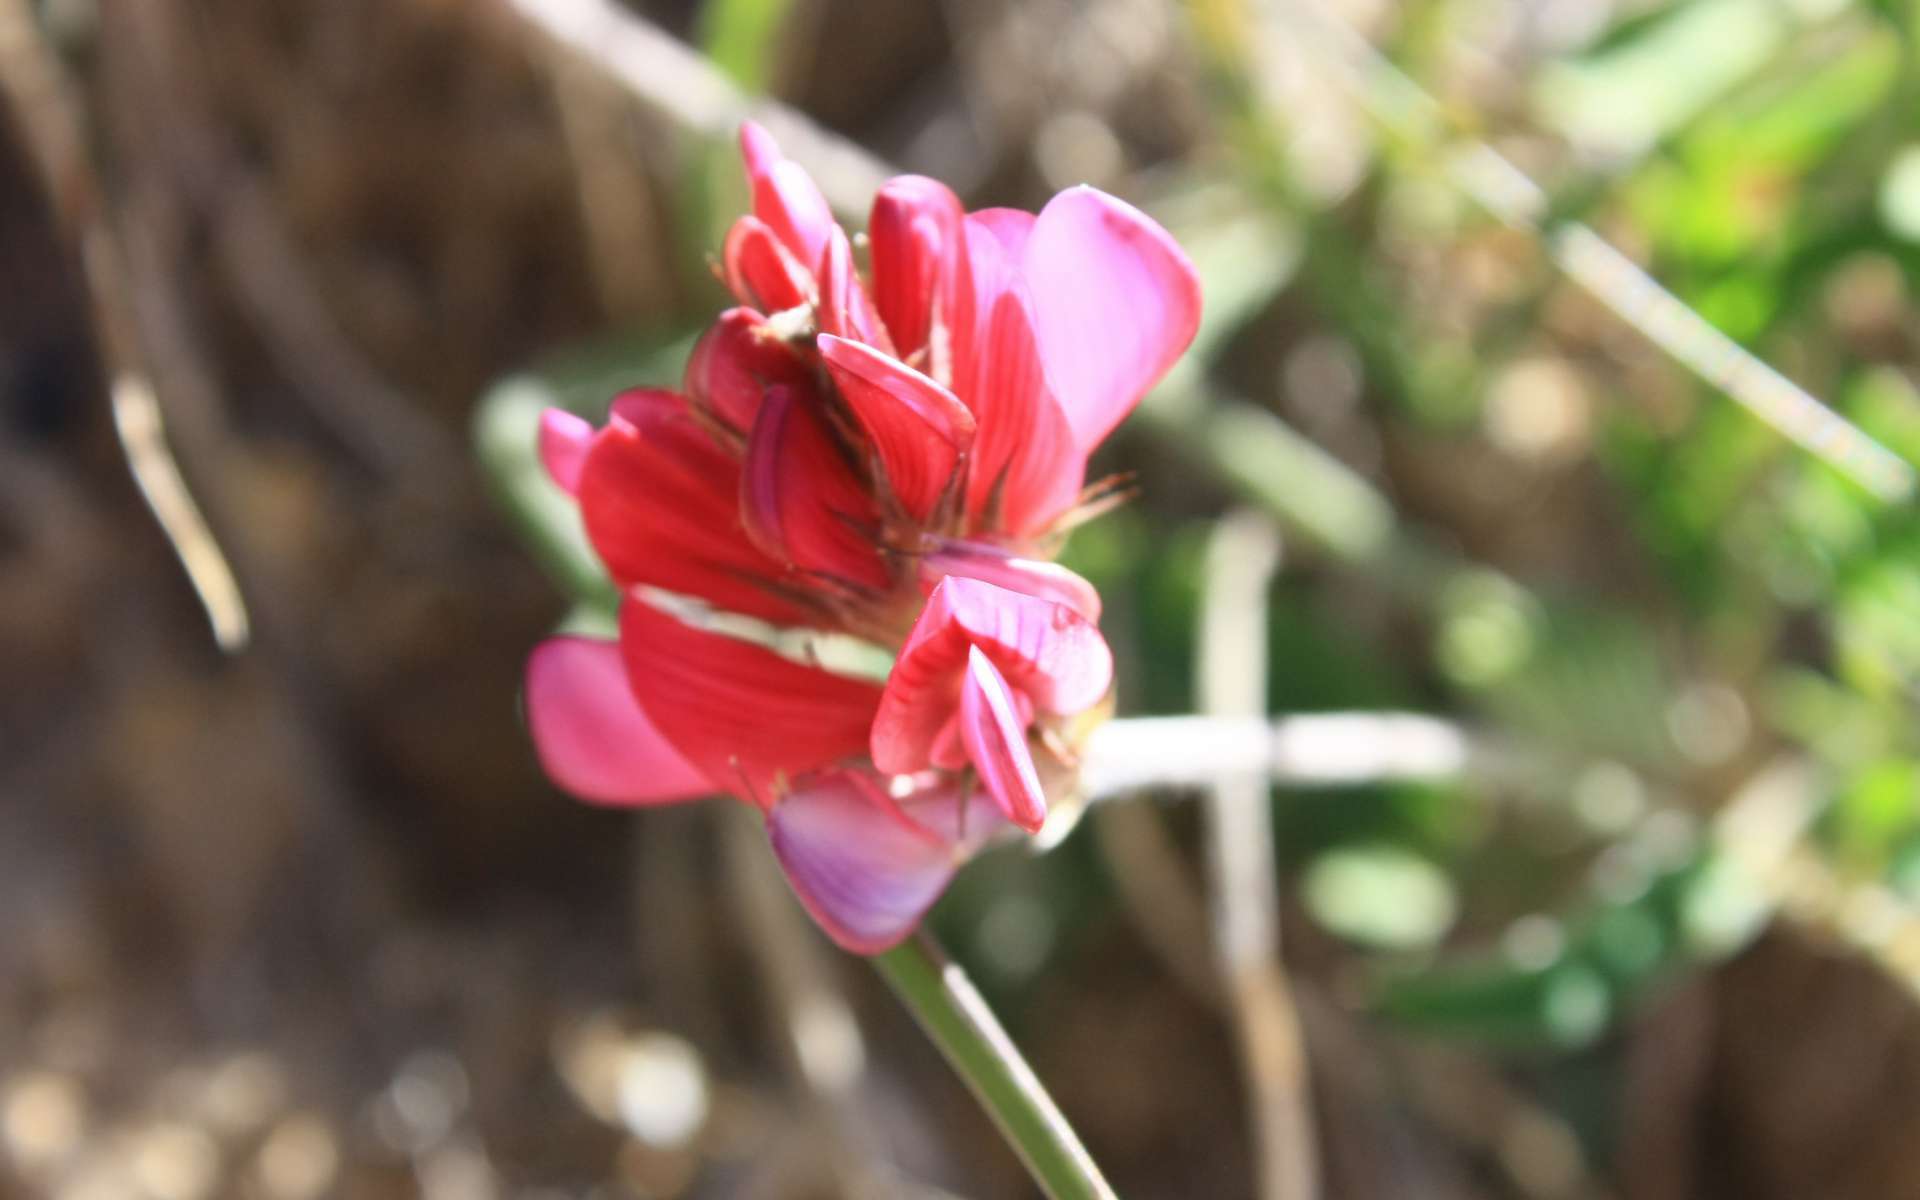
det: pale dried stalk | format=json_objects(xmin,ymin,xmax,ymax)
[
  {"xmin": 0, "ymin": 0, "xmax": 250, "ymax": 651},
  {"xmin": 1199, "ymin": 511, "xmax": 1318, "ymax": 1200},
  {"xmin": 500, "ymin": 0, "xmax": 889, "ymax": 213}
]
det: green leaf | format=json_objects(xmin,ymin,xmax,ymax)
[
  {"xmin": 1303, "ymin": 843, "xmax": 1459, "ymax": 950},
  {"xmin": 699, "ymin": 0, "xmax": 794, "ymax": 93}
]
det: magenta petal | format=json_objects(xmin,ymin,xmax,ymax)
[
  {"xmin": 894, "ymin": 773, "xmax": 1007, "ymax": 848},
  {"xmin": 740, "ymin": 385, "xmax": 890, "ymax": 590},
  {"xmin": 868, "ymin": 175, "xmax": 969, "ymax": 368},
  {"xmin": 960, "ymin": 647, "xmax": 1048, "ymax": 832},
  {"xmin": 538, "ymin": 408, "xmax": 593, "ymax": 495},
  {"xmin": 578, "ymin": 389, "xmax": 814, "ymax": 626},
  {"xmin": 920, "ymin": 545, "xmax": 1102, "ymax": 622},
  {"xmin": 766, "ymin": 769, "xmax": 959, "ymax": 954},
  {"xmin": 962, "ymin": 291, "xmax": 1084, "ymax": 536},
  {"xmin": 723, "ymin": 215, "xmax": 812, "ymax": 313},
  {"xmin": 819, "ymin": 333, "xmax": 974, "ymax": 520},
  {"xmin": 1023, "ymin": 186, "xmax": 1202, "ymax": 452},
  {"xmin": 816, "ymin": 227, "xmax": 895, "ymax": 356},
  {"xmin": 740, "ymin": 121, "xmax": 835, "ymax": 272},
  {"xmin": 969, "ymin": 207, "xmax": 1035, "ymax": 258},
  {"xmin": 525, "ymin": 636, "xmax": 710, "ymax": 805},
  {"xmin": 872, "ymin": 576, "xmax": 1114, "ymax": 774},
  {"xmin": 684, "ymin": 307, "xmax": 808, "ymax": 434}
]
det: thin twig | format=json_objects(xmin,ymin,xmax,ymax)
[
  {"xmin": 1080, "ymin": 711, "xmax": 1543, "ymax": 800},
  {"xmin": 0, "ymin": 0, "xmax": 250, "ymax": 651},
  {"xmin": 1198, "ymin": 511, "xmax": 1318, "ymax": 1200},
  {"xmin": 500, "ymin": 0, "xmax": 888, "ymax": 213}
]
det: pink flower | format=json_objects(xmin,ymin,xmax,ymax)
[{"xmin": 523, "ymin": 123, "xmax": 1200, "ymax": 953}]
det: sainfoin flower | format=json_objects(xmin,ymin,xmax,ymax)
[{"xmin": 524, "ymin": 123, "xmax": 1200, "ymax": 953}]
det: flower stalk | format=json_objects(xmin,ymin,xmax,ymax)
[{"xmin": 874, "ymin": 931, "xmax": 1117, "ymax": 1200}]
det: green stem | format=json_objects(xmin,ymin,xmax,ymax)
[{"xmin": 875, "ymin": 931, "xmax": 1118, "ymax": 1200}]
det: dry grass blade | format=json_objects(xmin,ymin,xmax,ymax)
[
  {"xmin": 1199, "ymin": 510, "xmax": 1319, "ymax": 1200},
  {"xmin": 501, "ymin": 0, "xmax": 889, "ymax": 211},
  {"xmin": 0, "ymin": 0, "xmax": 250, "ymax": 651}
]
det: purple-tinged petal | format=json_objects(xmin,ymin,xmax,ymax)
[
  {"xmin": 892, "ymin": 772, "xmax": 1008, "ymax": 848},
  {"xmin": 920, "ymin": 545, "xmax": 1102, "ymax": 622},
  {"xmin": 740, "ymin": 385, "xmax": 891, "ymax": 590},
  {"xmin": 1023, "ymin": 186, "xmax": 1201, "ymax": 451},
  {"xmin": 872, "ymin": 576, "xmax": 1114, "ymax": 774},
  {"xmin": 819, "ymin": 333, "xmax": 974, "ymax": 521},
  {"xmin": 621, "ymin": 599, "xmax": 883, "ymax": 805},
  {"xmin": 767, "ymin": 769, "xmax": 959, "ymax": 954},
  {"xmin": 525, "ymin": 636, "xmax": 710, "ymax": 805},
  {"xmin": 960, "ymin": 647, "xmax": 1048, "ymax": 831},
  {"xmin": 740, "ymin": 121, "xmax": 836, "ymax": 272},
  {"xmin": 538, "ymin": 408, "xmax": 593, "ymax": 495}
]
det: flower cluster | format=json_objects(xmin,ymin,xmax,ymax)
[{"xmin": 524, "ymin": 123, "xmax": 1200, "ymax": 952}]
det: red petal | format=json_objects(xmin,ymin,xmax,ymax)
[
  {"xmin": 871, "ymin": 576, "xmax": 1113, "ymax": 773},
  {"xmin": 621, "ymin": 598, "xmax": 884, "ymax": 802},
  {"xmin": 538, "ymin": 407, "xmax": 593, "ymax": 495},
  {"xmin": 577, "ymin": 389, "xmax": 814, "ymax": 626},
  {"xmin": 740, "ymin": 386, "xmax": 891, "ymax": 591},
  {"xmin": 684, "ymin": 307, "xmax": 809, "ymax": 434},
  {"xmin": 960, "ymin": 647, "xmax": 1048, "ymax": 831},
  {"xmin": 919, "ymin": 544, "xmax": 1101, "ymax": 621},
  {"xmin": 724, "ymin": 215, "xmax": 812, "ymax": 313},
  {"xmin": 962, "ymin": 290, "xmax": 1084, "ymax": 537},
  {"xmin": 740, "ymin": 121, "xmax": 836, "ymax": 272},
  {"xmin": 1023, "ymin": 186, "xmax": 1202, "ymax": 451},
  {"xmin": 766, "ymin": 768, "xmax": 958, "ymax": 954},
  {"xmin": 868, "ymin": 175, "xmax": 970, "ymax": 373},
  {"xmin": 816, "ymin": 227, "xmax": 895, "ymax": 356},
  {"xmin": 819, "ymin": 334, "xmax": 974, "ymax": 521},
  {"xmin": 525, "ymin": 636, "xmax": 710, "ymax": 805}
]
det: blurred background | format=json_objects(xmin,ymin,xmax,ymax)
[{"xmin": 6, "ymin": 0, "xmax": 1920, "ymax": 1196}]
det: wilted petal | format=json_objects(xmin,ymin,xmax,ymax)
[
  {"xmin": 872, "ymin": 576, "xmax": 1113, "ymax": 774},
  {"xmin": 816, "ymin": 227, "xmax": 895, "ymax": 355},
  {"xmin": 766, "ymin": 769, "xmax": 958, "ymax": 954},
  {"xmin": 741, "ymin": 386, "xmax": 891, "ymax": 590},
  {"xmin": 621, "ymin": 599, "xmax": 883, "ymax": 803},
  {"xmin": 963, "ymin": 291, "xmax": 1084, "ymax": 537},
  {"xmin": 525, "ymin": 636, "xmax": 710, "ymax": 805},
  {"xmin": 740, "ymin": 121, "xmax": 836, "ymax": 272},
  {"xmin": 538, "ymin": 407, "xmax": 593, "ymax": 495},
  {"xmin": 920, "ymin": 545, "xmax": 1101, "ymax": 622},
  {"xmin": 960, "ymin": 647, "xmax": 1048, "ymax": 831},
  {"xmin": 869, "ymin": 175, "xmax": 969, "ymax": 370},
  {"xmin": 684, "ymin": 307, "xmax": 808, "ymax": 434},
  {"xmin": 819, "ymin": 333, "xmax": 974, "ymax": 521},
  {"xmin": 578, "ymin": 389, "xmax": 814, "ymax": 626},
  {"xmin": 1023, "ymin": 186, "xmax": 1202, "ymax": 451},
  {"xmin": 724, "ymin": 215, "xmax": 813, "ymax": 313}
]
